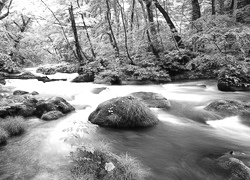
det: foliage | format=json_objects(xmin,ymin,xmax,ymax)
[
  {"xmin": 189, "ymin": 15, "xmax": 250, "ymax": 57},
  {"xmin": 0, "ymin": 53, "xmax": 20, "ymax": 73},
  {"xmin": 0, "ymin": 116, "xmax": 26, "ymax": 136},
  {"xmin": 0, "ymin": 127, "xmax": 8, "ymax": 145}
]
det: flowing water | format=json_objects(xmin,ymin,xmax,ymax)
[{"xmin": 1, "ymin": 69, "xmax": 250, "ymax": 180}]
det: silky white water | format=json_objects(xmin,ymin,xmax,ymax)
[{"xmin": 1, "ymin": 71, "xmax": 250, "ymax": 180}]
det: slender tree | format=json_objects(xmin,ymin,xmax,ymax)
[
  {"xmin": 68, "ymin": 3, "xmax": 86, "ymax": 64},
  {"xmin": 116, "ymin": 0, "xmax": 134, "ymax": 64},
  {"xmin": 152, "ymin": 0, "xmax": 185, "ymax": 48},
  {"xmin": 211, "ymin": 0, "xmax": 216, "ymax": 15},
  {"xmin": 76, "ymin": 0, "xmax": 96, "ymax": 58},
  {"xmin": 106, "ymin": 0, "xmax": 120, "ymax": 57}
]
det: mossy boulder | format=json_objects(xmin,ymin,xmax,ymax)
[
  {"xmin": 71, "ymin": 74, "xmax": 94, "ymax": 83},
  {"xmin": 204, "ymin": 99, "xmax": 250, "ymax": 116},
  {"xmin": 36, "ymin": 63, "xmax": 78, "ymax": 75},
  {"xmin": 88, "ymin": 96, "xmax": 159, "ymax": 128},
  {"xmin": 130, "ymin": 92, "xmax": 171, "ymax": 109},
  {"xmin": 35, "ymin": 97, "xmax": 75, "ymax": 117},
  {"xmin": 218, "ymin": 64, "xmax": 250, "ymax": 91},
  {"xmin": 41, "ymin": 110, "xmax": 64, "ymax": 121}
]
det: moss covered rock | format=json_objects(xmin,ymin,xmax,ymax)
[
  {"xmin": 204, "ymin": 99, "xmax": 250, "ymax": 116},
  {"xmin": 35, "ymin": 97, "xmax": 75, "ymax": 117},
  {"xmin": 89, "ymin": 96, "xmax": 159, "ymax": 128},
  {"xmin": 71, "ymin": 74, "xmax": 94, "ymax": 83}
]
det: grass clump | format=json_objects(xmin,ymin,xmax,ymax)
[
  {"xmin": 64, "ymin": 118, "xmax": 150, "ymax": 180},
  {"xmin": 0, "ymin": 127, "xmax": 8, "ymax": 145},
  {"xmin": 0, "ymin": 116, "xmax": 26, "ymax": 136},
  {"xmin": 70, "ymin": 145, "xmax": 149, "ymax": 180}
]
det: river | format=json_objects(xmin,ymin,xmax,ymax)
[{"xmin": 0, "ymin": 69, "xmax": 250, "ymax": 180}]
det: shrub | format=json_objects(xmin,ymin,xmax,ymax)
[
  {"xmin": 0, "ymin": 116, "xmax": 26, "ymax": 136},
  {"xmin": 0, "ymin": 127, "xmax": 8, "ymax": 145},
  {"xmin": 71, "ymin": 148, "xmax": 149, "ymax": 180}
]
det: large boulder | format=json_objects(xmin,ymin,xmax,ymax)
[
  {"xmin": 88, "ymin": 96, "xmax": 159, "ymax": 128},
  {"xmin": 35, "ymin": 97, "xmax": 75, "ymax": 117},
  {"xmin": 71, "ymin": 74, "xmax": 94, "ymax": 83},
  {"xmin": 218, "ymin": 65, "xmax": 250, "ymax": 91},
  {"xmin": 130, "ymin": 92, "xmax": 171, "ymax": 109},
  {"xmin": 204, "ymin": 99, "xmax": 250, "ymax": 116},
  {"xmin": 41, "ymin": 110, "xmax": 64, "ymax": 121}
]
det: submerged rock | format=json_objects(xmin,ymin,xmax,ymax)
[
  {"xmin": 89, "ymin": 96, "xmax": 159, "ymax": 128},
  {"xmin": 35, "ymin": 97, "xmax": 75, "ymax": 117},
  {"xmin": 204, "ymin": 99, "xmax": 250, "ymax": 116},
  {"xmin": 130, "ymin": 92, "xmax": 171, "ymax": 109},
  {"xmin": 41, "ymin": 111, "xmax": 64, "ymax": 121}
]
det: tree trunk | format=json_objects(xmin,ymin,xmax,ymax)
[
  {"xmin": 192, "ymin": 0, "xmax": 201, "ymax": 20},
  {"xmin": 76, "ymin": 0, "xmax": 96, "ymax": 58},
  {"xmin": 211, "ymin": 0, "xmax": 216, "ymax": 14},
  {"xmin": 113, "ymin": 0, "xmax": 120, "ymax": 37},
  {"xmin": 139, "ymin": 0, "xmax": 160, "ymax": 57},
  {"xmin": 106, "ymin": 0, "xmax": 120, "ymax": 57},
  {"xmin": 218, "ymin": 0, "xmax": 224, "ymax": 14},
  {"xmin": 153, "ymin": 0, "xmax": 184, "ymax": 48},
  {"xmin": 68, "ymin": 3, "xmax": 86, "ymax": 64},
  {"xmin": 130, "ymin": 0, "xmax": 136, "ymax": 31},
  {"xmin": 117, "ymin": 0, "xmax": 134, "ymax": 65}
]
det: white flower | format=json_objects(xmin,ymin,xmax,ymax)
[{"xmin": 105, "ymin": 162, "xmax": 115, "ymax": 171}]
